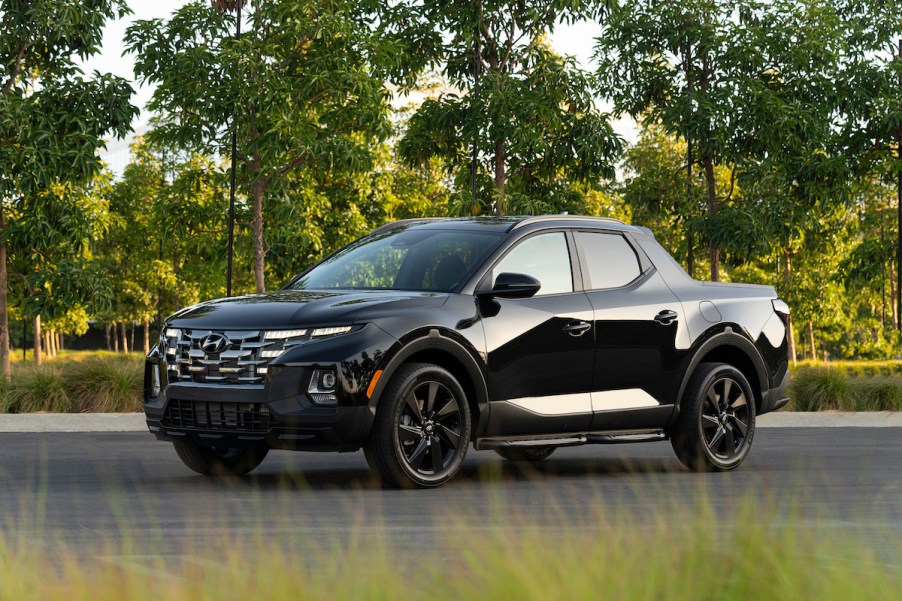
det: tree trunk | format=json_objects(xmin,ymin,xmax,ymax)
[
  {"xmin": 494, "ymin": 137, "xmax": 506, "ymax": 216},
  {"xmin": 130, "ymin": 323, "xmax": 135, "ymax": 354},
  {"xmin": 34, "ymin": 316, "xmax": 42, "ymax": 366},
  {"xmin": 890, "ymin": 259, "xmax": 898, "ymax": 331},
  {"xmin": 120, "ymin": 321, "xmax": 129, "ymax": 354},
  {"xmin": 0, "ymin": 202, "xmax": 8, "ymax": 376},
  {"xmin": 684, "ymin": 41, "xmax": 694, "ymax": 279},
  {"xmin": 783, "ymin": 251, "xmax": 796, "ymax": 366},
  {"xmin": 686, "ymin": 137, "xmax": 694, "ymax": 278},
  {"xmin": 172, "ymin": 253, "xmax": 181, "ymax": 311},
  {"xmin": 143, "ymin": 319, "xmax": 150, "ymax": 355},
  {"xmin": 251, "ymin": 165, "xmax": 266, "ymax": 294},
  {"xmin": 112, "ymin": 321, "xmax": 119, "ymax": 353},
  {"xmin": 59, "ymin": 333, "xmax": 64, "ymax": 352},
  {"xmin": 105, "ymin": 323, "xmax": 112, "ymax": 352},
  {"xmin": 881, "ymin": 223, "xmax": 886, "ymax": 330},
  {"xmin": 807, "ymin": 321, "xmax": 816, "ymax": 361},
  {"xmin": 896, "ymin": 37, "xmax": 901, "ymax": 331},
  {"xmin": 703, "ymin": 154, "xmax": 720, "ymax": 282}
]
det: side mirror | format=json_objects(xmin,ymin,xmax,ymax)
[{"xmin": 486, "ymin": 272, "xmax": 541, "ymax": 299}]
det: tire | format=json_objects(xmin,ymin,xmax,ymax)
[
  {"xmin": 671, "ymin": 362, "xmax": 756, "ymax": 472},
  {"xmin": 173, "ymin": 441, "xmax": 269, "ymax": 477},
  {"xmin": 494, "ymin": 446, "xmax": 556, "ymax": 462},
  {"xmin": 364, "ymin": 363, "xmax": 471, "ymax": 489}
]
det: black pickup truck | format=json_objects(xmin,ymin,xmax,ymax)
[{"xmin": 145, "ymin": 215, "xmax": 790, "ymax": 488}]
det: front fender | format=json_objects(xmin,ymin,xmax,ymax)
[{"xmin": 367, "ymin": 328, "xmax": 491, "ymax": 437}]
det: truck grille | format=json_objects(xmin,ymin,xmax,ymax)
[
  {"xmin": 163, "ymin": 399, "xmax": 272, "ymax": 432},
  {"xmin": 161, "ymin": 328, "xmax": 307, "ymax": 385}
]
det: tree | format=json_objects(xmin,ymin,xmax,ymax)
[
  {"xmin": 396, "ymin": 0, "xmax": 621, "ymax": 216},
  {"xmin": 0, "ymin": 0, "xmax": 136, "ymax": 373},
  {"xmin": 126, "ymin": 0, "xmax": 394, "ymax": 294},
  {"xmin": 97, "ymin": 138, "xmax": 229, "ymax": 352},
  {"xmin": 5, "ymin": 173, "xmax": 116, "ymax": 364},
  {"xmin": 597, "ymin": 0, "xmax": 855, "ymax": 289},
  {"xmin": 596, "ymin": 0, "xmax": 742, "ymax": 280},
  {"xmin": 835, "ymin": 0, "xmax": 902, "ymax": 330},
  {"xmin": 619, "ymin": 124, "xmax": 734, "ymax": 277}
]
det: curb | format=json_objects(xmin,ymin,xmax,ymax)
[
  {"xmin": 0, "ymin": 411, "xmax": 900, "ymax": 433},
  {"xmin": 756, "ymin": 411, "xmax": 902, "ymax": 428},
  {"xmin": 0, "ymin": 413, "xmax": 146, "ymax": 433}
]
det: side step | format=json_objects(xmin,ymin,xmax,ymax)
[
  {"xmin": 475, "ymin": 430, "xmax": 666, "ymax": 451},
  {"xmin": 586, "ymin": 432, "xmax": 666, "ymax": 444}
]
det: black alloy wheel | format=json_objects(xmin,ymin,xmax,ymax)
[
  {"xmin": 671, "ymin": 362, "xmax": 756, "ymax": 472},
  {"xmin": 365, "ymin": 363, "xmax": 471, "ymax": 488}
]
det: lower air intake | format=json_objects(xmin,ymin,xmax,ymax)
[{"xmin": 163, "ymin": 399, "xmax": 272, "ymax": 433}]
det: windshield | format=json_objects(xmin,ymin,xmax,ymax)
[{"xmin": 289, "ymin": 227, "xmax": 504, "ymax": 292}]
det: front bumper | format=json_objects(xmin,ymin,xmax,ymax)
[{"xmin": 144, "ymin": 365, "xmax": 375, "ymax": 452}]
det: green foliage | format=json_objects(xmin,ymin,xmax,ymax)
[
  {"xmin": 0, "ymin": 497, "xmax": 899, "ymax": 599},
  {"xmin": 0, "ymin": 0, "xmax": 137, "ymax": 373},
  {"xmin": 5, "ymin": 172, "xmax": 116, "ymax": 328},
  {"xmin": 788, "ymin": 364, "xmax": 902, "ymax": 411},
  {"xmin": 98, "ymin": 138, "xmax": 230, "ymax": 320},
  {"xmin": 1, "ymin": 352, "xmax": 142, "ymax": 413},
  {"xmin": 126, "ymin": 0, "xmax": 396, "ymax": 291},
  {"xmin": 397, "ymin": 1, "xmax": 621, "ymax": 215},
  {"xmin": 0, "ymin": 1, "xmax": 136, "ymax": 196}
]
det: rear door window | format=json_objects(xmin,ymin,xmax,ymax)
[{"xmin": 575, "ymin": 231, "xmax": 641, "ymax": 290}]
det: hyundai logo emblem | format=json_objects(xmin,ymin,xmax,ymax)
[{"xmin": 200, "ymin": 333, "xmax": 230, "ymax": 354}]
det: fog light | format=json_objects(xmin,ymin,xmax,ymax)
[
  {"xmin": 322, "ymin": 372, "xmax": 336, "ymax": 389},
  {"xmin": 308, "ymin": 369, "xmax": 338, "ymax": 405}
]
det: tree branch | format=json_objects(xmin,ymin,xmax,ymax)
[
  {"xmin": 717, "ymin": 166, "xmax": 738, "ymax": 208},
  {"xmin": 2, "ymin": 40, "xmax": 34, "ymax": 95}
]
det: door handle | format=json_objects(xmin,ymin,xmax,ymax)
[
  {"xmin": 654, "ymin": 310, "xmax": 678, "ymax": 325},
  {"xmin": 563, "ymin": 321, "xmax": 592, "ymax": 336}
]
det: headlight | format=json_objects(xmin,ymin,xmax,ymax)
[
  {"xmin": 264, "ymin": 329, "xmax": 308, "ymax": 339},
  {"xmin": 311, "ymin": 325, "xmax": 354, "ymax": 338}
]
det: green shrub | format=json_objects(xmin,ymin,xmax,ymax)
[
  {"xmin": 853, "ymin": 379, "xmax": 902, "ymax": 412},
  {"xmin": 2, "ymin": 352, "xmax": 143, "ymax": 413},
  {"xmin": 789, "ymin": 367, "xmax": 850, "ymax": 411},
  {"xmin": 62, "ymin": 358, "xmax": 142, "ymax": 412},
  {"xmin": 788, "ymin": 364, "xmax": 902, "ymax": 411},
  {"xmin": 6, "ymin": 366, "xmax": 69, "ymax": 412}
]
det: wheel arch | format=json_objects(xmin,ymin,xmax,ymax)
[
  {"xmin": 368, "ymin": 330, "xmax": 489, "ymax": 438},
  {"xmin": 675, "ymin": 328, "xmax": 768, "ymax": 414}
]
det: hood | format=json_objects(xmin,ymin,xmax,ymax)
[{"xmin": 167, "ymin": 289, "xmax": 448, "ymax": 330}]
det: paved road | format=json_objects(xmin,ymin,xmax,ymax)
[{"xmin": 0, "ymin": 429, "xmax": 899, "ymax": 563}]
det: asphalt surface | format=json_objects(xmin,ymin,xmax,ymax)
[{"xmin": 0, "ymin": 429, "xmax": 899, "ymax": 565}]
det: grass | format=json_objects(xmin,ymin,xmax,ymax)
[
  {"xmin": 787, "ymin": 363, "xmax": 902, "ymax": 411},
  {"xmin": 1, "ymin": 351, "xmax": 142, "ymax": 413},
  {"xmin": 0, "ymin": 497, "xmax": 897, "ymax": 600}
]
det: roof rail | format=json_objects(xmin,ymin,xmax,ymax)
[{"xmin": 510, "ymin": 215, "xmax": 627, "ymax": 230}]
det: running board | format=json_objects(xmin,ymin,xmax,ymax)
[
  {"xmin": 475, "ymin": 430, "xmax": 666, "ymax": 451},
  {"xmin": 586, "ymin": 432, "xmax": 666, "ymax": 444},
  {"xmin": 478, "ymin": 436, "xmax": 588, "ymax": 450}
]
